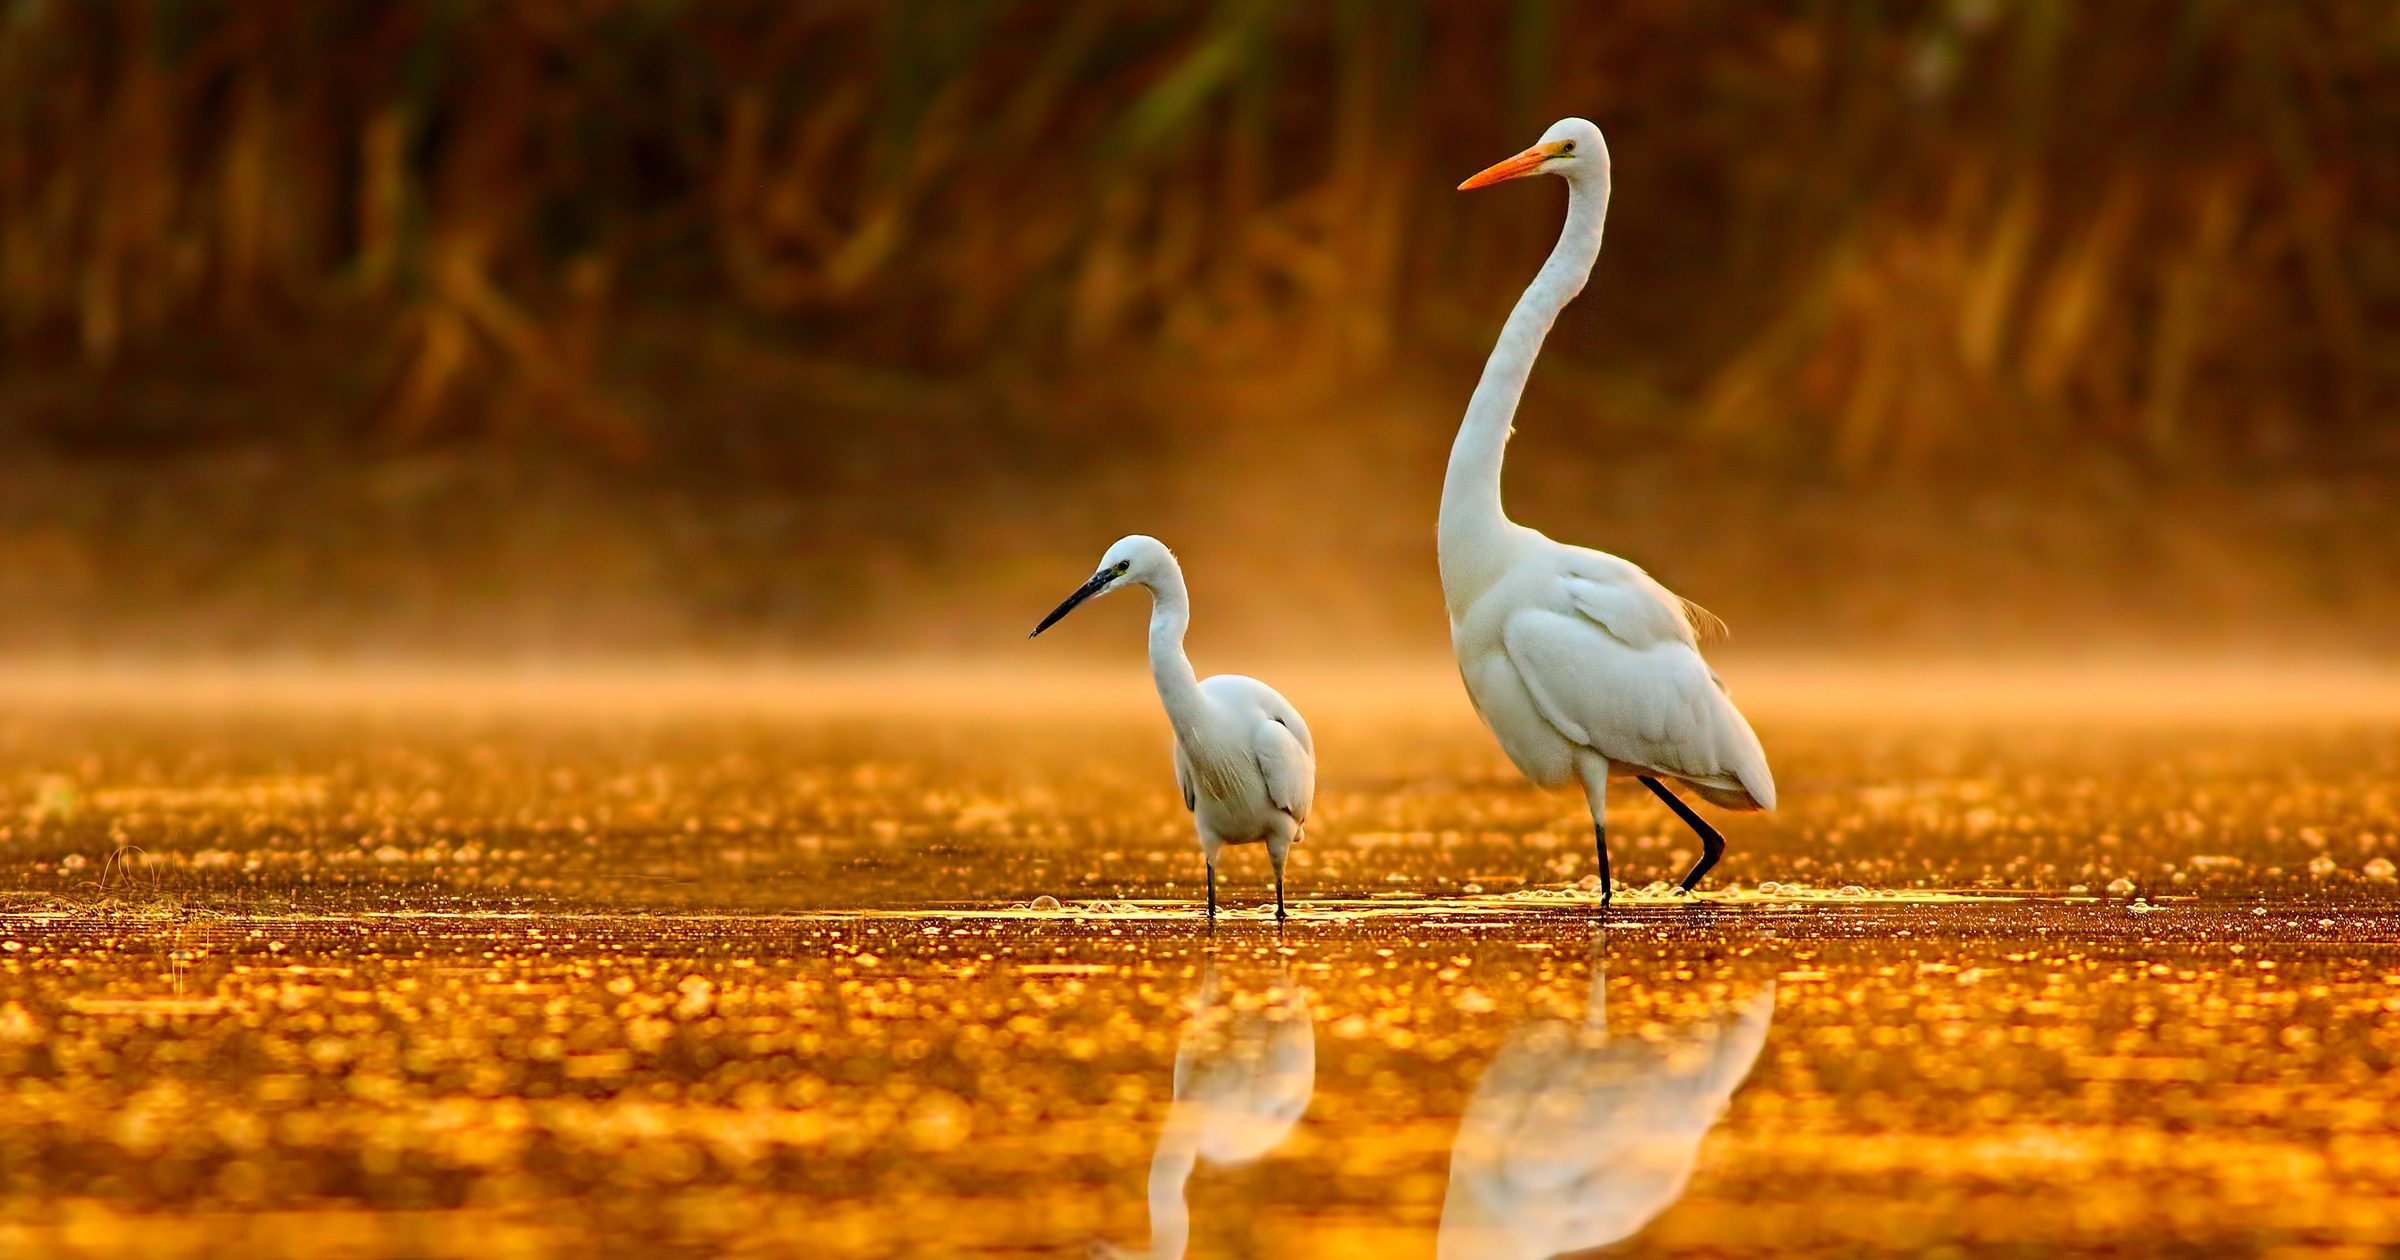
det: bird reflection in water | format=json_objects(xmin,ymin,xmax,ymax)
[
  {"xmin": 1439, "ymin": 937, "xmax": 1776, "ymax": 1259},
  {"xmin": 1098, "ymin": 947, "xmax": 1315, "ymax": 1259}
]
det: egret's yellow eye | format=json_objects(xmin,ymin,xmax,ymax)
[
  {"xmin": 1557, "ymin": 141, "xmax": 1576, "ymax": 155},
  {"xmin": 1115, "ymin": 561, "xmax": 1131, "ymax": 574}
]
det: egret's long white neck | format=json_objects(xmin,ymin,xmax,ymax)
[
  {"xmin": 1438, "ymin": 169, "xmax": 1610, "ymax": 609},
  {"xmin": 1142, "ymin": 559, "xmax": 1210, "ymax": 738}
]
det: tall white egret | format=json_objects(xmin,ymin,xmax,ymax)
[
  {"xmin": 1030, "ymin": 535, "xmax": 1317, "ymax": 919},
  {"xmin": 1439, "ymin": 948, "xmax": 1775, "ymax": 1258},
  {"xmin": 1444, "ymin": 118, "xmax": 1775, "ymax": 903}
]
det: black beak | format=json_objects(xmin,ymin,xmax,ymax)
[{"xmin": 1030, "ymin": 572, "xmax": 1111, "ymax": 638}]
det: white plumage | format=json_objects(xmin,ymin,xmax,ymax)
[
  {"xmin": 1174, "ymin": 673, "xmax": 1316, "ymax": 836},
  {"xmin": 1032, "ymin": 535, "xmax": 1316, "ymax": 919},
  {"xmin": 1444, "ymin": 118, "xmax": 1776, "ymax": 901}
]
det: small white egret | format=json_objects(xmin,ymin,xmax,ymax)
[
  {"xmin": 1030, "ymin": 535, "xmax": 1317, "ymax": 920},
  {"xmin": 1444, "ymin": 119, "xmax": 1776, "ymax": 903}
]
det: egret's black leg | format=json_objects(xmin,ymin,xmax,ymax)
[
  {"xmin": 1275, "ymin": 866, "xmax": 1287, "ymax": 922},
  {"xmin": 1642, "ymin": 776, "xmax": 1726, "ymax": 893},
  {"xmin": 1206, "ymin": 862, "xmax": 1218, "ymax": 918},
  {"xmin": 1577, "ymin": 753, "xmax": 1614, "ymax": 909}
]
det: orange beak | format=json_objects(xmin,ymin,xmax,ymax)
[{"xmin": 1458, "ymin": 145, "xmax": 1552, "ymax": 190}]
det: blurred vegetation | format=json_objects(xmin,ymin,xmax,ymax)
[
  {"xmin": 4, "ymin": 0, "xmax": 2395, "ymax": 469},
  {"xmin": 0, "ymin": 1, "xmax": 2395, "ymax": 652}
]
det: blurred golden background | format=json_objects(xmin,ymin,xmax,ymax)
[{"xmin": 0, "ymin": 1, "xmax": 2393, "ymax": 658}]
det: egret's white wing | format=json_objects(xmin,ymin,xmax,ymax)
[
  {"xmin": 1197, "ymin": 674, "xmax": 1317, "ymax": 824},
  {"xmin": 1252, "ymin": 716, "xmax": 1315, "ymax": 824},
  {"xmin": 1500, "ymin": 606, "xmax": 1775, "ymax": 810},
  {"xmin": 1553, "ymin": 547, "xmax": 1723, "ymax": 650},
  {"xmin": 1233, "ymin": 678, "xmax": 1315, "ymax": 758}
]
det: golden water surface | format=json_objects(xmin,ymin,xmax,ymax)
[{"xmin": 0, "ymin": 663, "xmax": 2396, "ymax": 1257}]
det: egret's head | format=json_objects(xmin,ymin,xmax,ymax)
[
  {"xmin": 1029, "ymin": 535, "xmax": 1174, "ymax": 638},
  {"xmin": 1457, "ymin": 117, "xmax": 1608, "ymax": 191}
]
